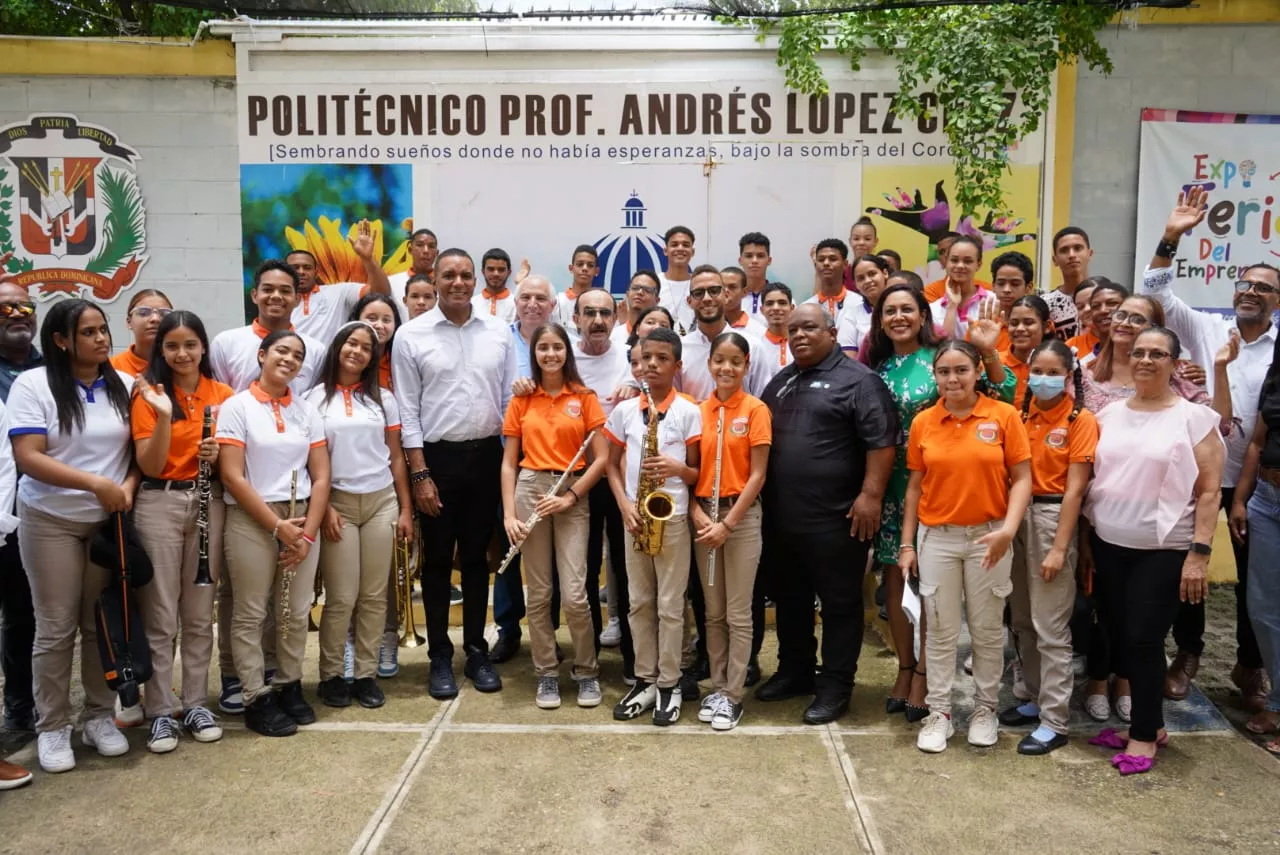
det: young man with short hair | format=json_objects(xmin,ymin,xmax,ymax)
[
  {"xmin": 287, "ymin": 219, "xmax": 392, "ymax": 342},
  {"xmin": 1042, "ymin": 226, "xmax": 1094, "ymax": 340},
  {"xmin": 402, "ymin": 274, "xmax": 437, "ymax": 321},
  {"xmin": 475, "ymin": 248, "xmax": 518, "ymax": 322},
  {"xmin": 758, "ymin": 282, "xmax": 795, "ymax": 382},
  {"xmin": 554, "ymin": 245, "xmax": 602, "ymax": 327},
  {"xmin": 738, "ymin": 232, "xmax": 773, "ymax": 326},
  {"xmin": 721, "ymin": 266, "xmax": 766, "ymax": 335},
  {"xmin": 389, "ymin": 228, "xmax": 439, "ymax": 297},
  {"xmin": 806, "ymin": 239, "xmax": 851, "ymax": 317},
  {"xmin": 658, "ymin": 226, "xmax": 697, "ymax": 334}
]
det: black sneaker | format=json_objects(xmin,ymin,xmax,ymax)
[
  {"xmin": 744, "ymin": 658, "xmax": 762, "ymax": 688},
  {"xmin": 490, "ymin": 633, "xmax": 521, "ymax": 664},
  {"xmin": 613, "ymin": 681, "xmax": 656, "ymax": 721},
  {"xmin": 429, "ymin": 658, "xmax": 458, "ymax": 700},
  {"xmin": 317, "ymin": 676, "xmax": 352, "ymax": 708},
  {"xmin": 464, "ymin": 646, "xmax": 502, "ymax": 693},
  {"xmin": 653, "ymin": 686, "xmax": 682, "ymax": 727},
  {"xmin": 755, "ymin": 670, "xmax": 815, "ymax": 702},
  {"xmin": 679, "ymin": 669, "xmax": 701, "ymax": 703},
  {"xmin": 351, "ymin": 677, "xmax": 385, "ymax": 709},
  {"xmin": 244, "ymin": 693, "xmax": 297, "ymax": 737},
  {"xmin": 277, "ymin": 681, "xmax": 316, "ymax": 725}
]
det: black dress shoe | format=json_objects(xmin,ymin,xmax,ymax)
[
  {"xmin": 1017, "ymin": 731, "xmax": 1068, "ymax": 755},
  {"xmin": 744, "ymin": 659, "xmax": 761, "ymax": 688},
  {"xmin": 694, "ymin": 655, "xmax": 711, "ymax": 682},
  {"xmin": 277, "ymin": 680, "xmax": 317, "ymax": 724},
  {"xmin": 999, "ymin": 705, "xmax": 1041, "ymax": 727},
  {"xmin": 803, "ymin": 694, "xmax": 850, "ymax": 725},
  {"xmin": 317, "ymin": 675, "xmax": 352, "ymax": 708},
  {"xmin": 429, "ymin": 658, "xmax": 458, "ymax": 700},
  {"xmin": 464, "ymin": 646, "xmax": 502, "ymax": 693},
  {"xmin": 490, "ymin": 634, "xmax": 521, "ymax": 664},
  {"xmin": 754, "ymin": 671, "xmax": 815, "ymax": 702},
  {"xmin": 679, "ymin": 669, "xmax": 701, "ymax": 703},
  {"xmin": 244, "ymin": 693, "xmax": 297, "ymax": 737},
  {"xmin": 351, "ymin": 677, "xmax": 386, "ymax": 709}
]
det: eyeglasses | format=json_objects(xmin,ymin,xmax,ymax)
[
  {"xmin": 689, "ymin": 286, "xmax": 724, "ymax": 300},
  {"xmin": 1130, "ymin": 348, "xmax": 1171, "ymax": 362},
  {"xmin": 0, "ymin": 301, "xmax": 36, "ymax": 320},
  {"xmin": 628, "ymin": 284, "xmax": 657, "ymax": 295},
  {"xmin": 131, "ymin": 306, "xmax": 172, "ymax": 320},
  {"xmin": 1111, "ymin": 309, "xmax": 1150, "ymax": 327},
  {"xmin": 1235, "ymin": 279, "xmax": 1280, "ymax": 296},
  {"xmin": 579, "ymin": 307, "xmax": 614, "ymax": 319}
]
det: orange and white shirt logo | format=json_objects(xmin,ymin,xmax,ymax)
[
  {"xmin": 976, "ymin": 421, "xmax": 999, "ymax": 444},
  {"xmin": 564, "ymin": 397, "xmax": 582, "ymax": 419},
  {"xmin": 730, "ymin": 416, "xmax": 750, "ymax": 437}
]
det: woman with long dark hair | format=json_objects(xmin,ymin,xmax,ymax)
[
  {"xmin": 8, "ymin": 299, "xmax": 139, "ymax": 773},
  {"xmin": 349, "ymin": 292, "xmax": 401, "ymax": 391},
  {"xmin": 306, "ymin": 322, "xmax": 412, "ymax": 710},
  {"xmin": 111, "ymin": 288, "xmax": 173, "ymax": 377},
  {"xmin": 131, "ymin": 310, "xmax": 234, "ymax": 753},
  {"xmin": 998, "ymin": 295, "xmax": 1052, "ymax": 406},
  {"xmin": 501, "ymin": 322, "xmax": 609, "ymax": 710}
]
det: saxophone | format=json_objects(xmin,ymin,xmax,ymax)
[{"xmin": 633, "ymin": 380, "xmax": 676, "ymax": 556}]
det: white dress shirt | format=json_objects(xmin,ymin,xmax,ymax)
[
  {"xmin": 392, "ymin": 306, "xmax": 518, "ymax": 447},
  {"xmin": 676, "ymin": 323, "xmax": 771, "ymax": 402},
  {"xmin": 1140, "ymin": 265, "xmax": 1277, "ymax": 484}
]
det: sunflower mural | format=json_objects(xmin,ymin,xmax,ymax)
[{"xmin": 284, "ymin": 216, "xmax": 412, "ymax": 285}]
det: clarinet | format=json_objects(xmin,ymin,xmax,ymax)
[{"xmin": 194, "ymin": 405, "xmax": 214, "ymax": 587}]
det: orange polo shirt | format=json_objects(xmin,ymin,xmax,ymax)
[
  {"xmin": 728, "ymin": 314, "xmax": 753, "ymax": 330},
  {"xmin": 694, "ymin": 389, "xmax": 772, "ymax": 498},
  {"xmin": 924, "ymin": 277, "xmax": 993, "ymax": 304},
  {"xmin": 131, "ymin": 375, "xmax": 236, "ymax": 481},
  {"xmin": 907, "ymin": 395, "xmax": 1031, "ymax": 527},
  {"xmin": 1024, "ymin": 394, "xmax": 1098, "ymax": 496},
  {"xmin": 997, "ymin": 346, "xmax": 1029, "ymax": 406},
  {"xmin": 1066, "ymin": 331, "xmax": 1099, "ymax": 362},
  {"xmin": 502, "ymin": 383, "xmax": 606, "ymax": 472},
  {"xmin": 379, "ymin": 352, "xmax": 393, "ymax": 391},
  {"xmin": 110, "ymin": 346, "xmax": 148, "ymax": 377}
]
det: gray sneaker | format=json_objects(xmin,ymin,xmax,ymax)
[
  {"xmin": 535, "ymin": 676, "xmax": 561, "ymax": 710},
  {"xmin": 577, "ymin": 676, "xmax": 602, "ymax": 708}
]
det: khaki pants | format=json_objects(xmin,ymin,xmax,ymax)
[
  {"xmin": 318, "ymin": 486, "xmax": 398, "ymax": 681},
  {"xmin": 134, "ymin": 485, "xmax": 225, "ymax": 718},
  {"xmin": 224, "ymin": 502, "xmax": 319, "ymax": 704},
  {"xmin": 693, "ymin": 500, "xmax": 761, "ymax": 704},
  {"xmin": 625, "ymin": 512, "xmax": 691, "ymax": 689},
  {"xmin": 516, "ymin": 469, "xmax": 596, "ymax": 677},
  {"xmin": 1009, "ymin": 502, "xmax": 1077, "ymax": 734},
  {"xmin": 18, "ymin": 503, "xmax": 115, "ymax": 732},
  {"xmin": 217, "ymin": 531, "xmax": 276, "ymax": 679},
  {"xmin": 918, "ymin": 521, "xmax": 1013, "ymax": 716}
]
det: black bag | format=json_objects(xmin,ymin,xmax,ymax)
[
  {"xmin": 90, "ymin": 510, "xmax": 153, "ymax": 588},
  {"xmin": 92, "ymin": 513, "xmax": 152, "ymax": 708}
]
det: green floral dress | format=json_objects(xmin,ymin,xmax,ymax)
[{"xmin": 874, "ymin": 347, "xmax": 1017, "ymax": 565}]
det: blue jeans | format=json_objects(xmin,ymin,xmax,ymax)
[{"xmin": 1247, "ymin": 479, "xmax": 1280, "ymax": 713}]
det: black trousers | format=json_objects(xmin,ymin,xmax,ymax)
[
  {"xmin": 420, "ymin": 437, "xmax": 502, "ymax": 661},
  {"xmin": 587, "ymin": 480, "xmax": 633, "ymax": 674},
  {"xmin": 1169, "ymin": 487, "xmax": 1264, "ymax": 668},
  {"xmin": 0, "ymin": 532, "xmax": 34, "ymax": 726},
  {"xmin": 1092, "ymin": 533, "xmax": 1185, "ymax": 743},
  {"xmin": 767, "ymin": 522, "xmax": 869, "ymax": 695}
]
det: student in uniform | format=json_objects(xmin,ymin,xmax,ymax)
[
  {"xmin": 989, "ymin": 251, "xmax": 1035, "ymax": 352},
  {"xmin": 388, "ymin": 229, "xmax": 439, "ymax": 297},
  {"xmin": 402, "ymin": 273, "xmax": 438, "ymax": 322},
  {"xmin": 1000, "ymin": 339, "xmax": 1098, "ymax": 755},
  {"xmin": 501, "ymin": 322, "xmax": 610, "ymax": 710},
  {"xmin": 1066, "ymin": 279, "xmax": 1102, "ymax": 362},
  {"xmin": 758, "ymin": 282, "xmax": 795, "ymax": 382},
  {"xmin": 350, "ymin": 293, "xmax": 402, "ymax": 392},
  {"xmin": 997, "ymin": 295, "xmax": 1052, "ymax": 406},
  {"xmin": 0, "ymin": 394, "xmax": 30, "ymax": 790},
  {"xmin": 606, "ymin": 327, "xmax": 702, "ymax": 725},
  {"xmin": 837, "ymin": 254, "xmax": 891, "ymax": 358},
  {"xmin": 307, "ymin": 322, "xmax": 412, "ymax": 711},
  {"xmin": 629, "ymin": 306, "xmax": 674, "ymax": 341},
  {"xmin": 553, "ymin": 245, "xmax": 602, "ymax": 328},
  {"xmin": 690, "ymin": 332, "xmax": 771, "ymax": 731},
  {"xmin": 111, "ymin": 289, "xmax": 173, "ymax": 376},
  {"xmin": 931, "ymin": 236, "xmax": 995, "ymax": 339},
  {"xmin": 216, "ymin": 329, "xmax": 331, "ymax": 738},
  {"xmin": 807, "ymin": 239, "xmax": 851, "ymax": 317},
  {"xmin": 900, "ymin": 339, "xmax": 1033, "ymax": 754},
  {"xmin": 8, "ymin": 299, "xmax": 140, "ymax": 773},
  {"xmin": 131, "ymin": 311, "xmax": 234, "ymax": 753},
  {"xmin": 615, "ymin": 270, "xmax": 663, "ymax": 346},
  {"xmin": 287, "ymin": 219, "xmax": 392, "ymax": 343},
  {"xmin": 475, "ymin": 248, "xmax": 519, "ymax": 322}
]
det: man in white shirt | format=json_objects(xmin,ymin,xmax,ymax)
[
  {"xmin": 393, "ymin": 249, "xmax": 518, "ymax": 700},
  {"xmin": 1143, "ymin": 189, "xmax": 1279, "ymax": 708},
  {"xmin": 614, "ymin": 269, "xmax": 662, "ymax": 346},
  {"xmin": 678, "ymin": 266, "xmax": 771, "ymax": 402},
  {"xmin": 387, "ymin": 228, "xmax": 438, "ymax": 297},
  {"xmin": 738, "ymin": 232, "xmax": 773, "ymax": 327},
  {"xmin": 658, "ymin": 226, "xmax": 696, "ymax": 334},
  {"xmin": 210, "ymin": 260, "xmax": 325, "ymax": 395},
  {"xmin": 474, "ymin": 248, "xmax": 519, "ymax": 323},
  {"xmin": 721, "ymin": 267, "xmax": 767, "ymax": 337},
  {"xmin": 286, "ymin": 219, "xmax": 392, "ymax": 343},
  {"xmin": 805, "ymin": 239, "xmax": 851, "ymax": 318},
  {"xmin": 553, "ymin": 245, "xmax": 602, "ymax": 327}
]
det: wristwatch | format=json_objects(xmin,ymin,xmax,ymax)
[{"xmin": 1189, "ymin": 541, "xmax": 1212, "ymax": 556}]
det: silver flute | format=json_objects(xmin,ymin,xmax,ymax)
[
  {"xmin": 279, "ymin": 469, "xmax": 299, "ymax": 643},
  {"xmin": 706, "ymin": 405, "xmax": 725, "ymax": 588},
  {"xmin": 496, "ymin": 429, "xmax": 597, "ymax": 575}
]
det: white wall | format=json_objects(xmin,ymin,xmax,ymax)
[{"xmin": 0, "ymin": 75, "xmax": 243, "ymax": 349}]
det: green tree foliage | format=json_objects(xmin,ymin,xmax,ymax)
[
  {"xmin": 734, "ymin": 0, "xmax": 1115, "ymax": 216},
  {"xmin": 1, "ymin": 0, "xmax": 215, "ymax": 37}
]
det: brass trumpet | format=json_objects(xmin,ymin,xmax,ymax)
[{"xmin": 394, "ymin": 521, "xmax": 424, "ymax": 648}]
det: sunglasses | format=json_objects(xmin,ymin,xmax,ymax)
[
  {"xmin": 579, "ymin": 307, "xmax": 614, "ymax": 319},
  {"xmin": 0, "ymin": 301, "xmax": 36, "ymax": 320},
  {"xmin": 1234, "ymin": 279, "xmax": 1280, "ymax": 297},
  {"xmin": 690, "ymin": 286, "xmax": 724, "ymax": 300}
]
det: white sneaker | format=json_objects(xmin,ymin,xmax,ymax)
[
  {"xmin": 114, "ymin": 694, "xmax": 144, "ymax": 728},
  {"xmin": 967, "ymin": 706, "xmax": 999, "ymax": 747},
  {"xmin": 599, "ymin": 616, "xmax": 622, "ymax": 648},
  {"xmin": 1085, "ymin": 694, "xmax": 1111, "ymax": 722},
  {"xmin": 378, "ymin": 631, "xmax": 399, "ymax": 679},
  {"xmin": 916, "ymin": 712, "xmax": 955, "ymax": 753},
  {"xmin": 1114, "ymin": 695, "xmax": 1132, "ymax": 723},
  {"xmin": 82, "ymin": 715, "xmax": 130, "ymax": 757},
  {"xmin": 963, "ymin": 653, "xmax": 974, "ymax": 675},
  {"xmin": 698, "ymin": 691, "xmax": 725, "ymax": 723},
  {"xmin": 38, "ymin": 725, "xmax": 76, "ymax": 773},
  {"xmin": 343, "ymin": 634, "xmax": 356, "ymax": 682}
]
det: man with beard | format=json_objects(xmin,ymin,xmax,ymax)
[
  {"xmin": 474, "ymin": 248, "xmax": 519, "ymax": 322},
  {"xmin": 1143, "ymin": 188, "xmax": 1278, "ymax": 712},
  {"xmin": 286, "ymin": 219, "xmax": 392, "ymax": 343},
  {"xmin": 755, "ymin": 304, "xmax": 899, "ymax": 724},
  {"xmin": 0, "ymin": 257, "xmax": 41, "ymax": 745},
  {"xmin": 394, "ymin": 250, "xmax": 518, "ymax": 699},
  {"xmin": 677, "ymin": 266, "xmax": 770, "ymax": 402}
]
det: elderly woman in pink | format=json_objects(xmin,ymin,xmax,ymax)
[{"xmin": 1081, "ymin": 327, "xmax": 1224, "ymax": 776}]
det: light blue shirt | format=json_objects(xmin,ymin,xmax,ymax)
[{"xmin": 510, "ymin": 323, "xmax": 533, "ymax": 380}]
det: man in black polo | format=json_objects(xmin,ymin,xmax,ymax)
[{"xmin": 755, "ymin": 303, "xmax": 899, "ymax": 724}]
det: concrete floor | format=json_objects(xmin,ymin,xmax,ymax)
[{"xmin": 3, "ymin": 608, "xmax": 1279, "ymax": 855}]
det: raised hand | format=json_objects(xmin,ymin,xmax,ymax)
[
  {"xmin": 138, "ymin": 382, "xmax": 173, "ymax": 420},
  {"xmin": 967, "ymin": 298, "xmax": 1003, "ymax": 353},
  {"xmin": 1215, "ymin": 328, "xmax": 1241, "ymax": 368},
  {"xmin": 516, "ymin": 257, "xmax": 531, "ymax": 285},
  {"xmin": 1165, "ymin": 188, "xmax": 1209, "ymax": 239},
  {"xmin": 350, "ymin": 218, "xmax": 375, "ymax": 260}
]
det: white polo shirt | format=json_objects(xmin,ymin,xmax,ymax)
[
  {"xmin": 389, "ymin": 270, "xmax": 429, "ymax": 323},
  {"xmin": 0, "ymin": 401, "xmax": 16, "ymax": 536},
  {"xmin": 7, "ymin": 368, "xmax": 135, "ymax": 523},
  {"xmin": 574, "ymin": 340, "xmax": 633, "ymax": 417},
  {"xmin": 215, "ymin": 383, "xmax": 326, "ymax": 504},
  {"xmin": 604, "ymin": 388, "xmax": 702, "ymax": 517},
  {"xmin": 304, "ymin": 385, "xmax": 401, "ymax": 495},
  {"xmin": 757, "ymin": 330, "xmax": 794, "ymax": 384},
  {"xmin": 472, "ymin": 287, "xmax": 518, "ymax": 323},
  {"xmin": 741, "ymin": 288, "xmax": 771, "ymax": 328},
  {"xmin": 392, "ymin": 306, "xmax": 518, "ymax": 447},
  {"xmin": 677, "ymin": 324, "xmax": 771, "ymax": 402},
  {"xmin": 837, "ymin": 298, "xmax": 875, "ymax": 354},
  {"xmin": 209, "ymin": 320, "xmax": 326, "ymax": 396},
  {"xmin": 293, "ymin": 282, "xmax": 369, "ymax": 343}
]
